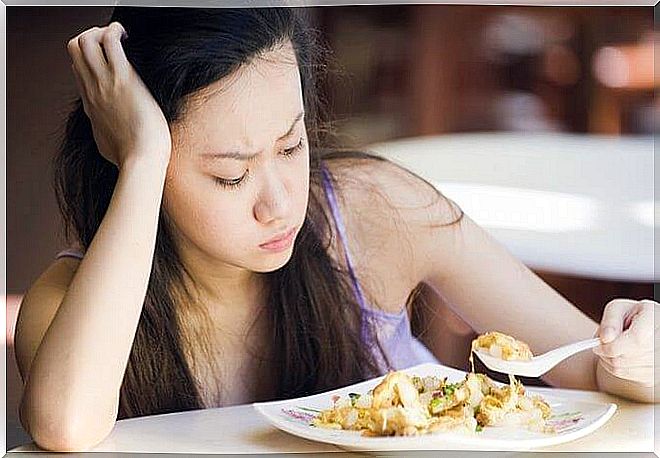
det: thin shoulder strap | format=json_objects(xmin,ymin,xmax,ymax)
[
  {"xmin": 55, "ymin": 247, "xmax": 84, "ymax": 260},
  {"xmin": 320, "ymin": 163, "xmax": 369, "ymax": 315}
]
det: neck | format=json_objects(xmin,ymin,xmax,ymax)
[{"xmin": 177, "ymin": 241, "xmax": 267, "ymax": 325}]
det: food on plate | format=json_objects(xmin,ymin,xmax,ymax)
[
  {"xmin": 312, "ymin": 331, "xmax": 552, "ymax": 437},
  {"xmin": 312, "ymin": 370, "xmax": 552, "ymax": 436}
]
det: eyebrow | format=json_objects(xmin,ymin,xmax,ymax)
[{"xmin": 201, "ymin": 110, "xmax": 305, "ymax": 161}]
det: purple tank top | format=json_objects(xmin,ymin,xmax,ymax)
[
  {"xmin": 319, "ymin": 164, "xmax": 440, "ymax": 373},
  {"xmin": 55, "ymin": 164, "xmax": 440, "ymax": 374}
]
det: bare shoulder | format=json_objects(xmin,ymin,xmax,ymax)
[
  {"xmin": 324, "ymin": 154, "xmax": 459, "ymax": 218},
  {"xmin": 321, "ymin": 153, "xmax": 463, "ymax": 312},
  {"xmin": 14, "ymin": 256, "xmax": 81, "ymax": 380}
]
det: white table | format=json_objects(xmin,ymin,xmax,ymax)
[
  {"xmin": 368, "ymin": 133, "xmax": 655, "ymax": 282},
  {"xmin": 9, "ymin": 387, "xmax": 656, "ymax": 453}
]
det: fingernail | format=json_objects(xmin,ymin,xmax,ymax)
[
  {"xmin": 600, "ymin": 326, "xmax": 617, "ymax": 343},
  {"xmin": 116, "ymin": 22, "xmax": 128, "ymax": 39}
]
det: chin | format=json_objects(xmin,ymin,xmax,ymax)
[{"xmin": 251, "ymin": 248, "xmax": 295, "ymax": 273}]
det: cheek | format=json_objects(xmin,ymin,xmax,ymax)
[
  {"xmin": 292, "ymin": 150, "xmax": 311, "ymax": 210},
  {"xmin": 163, "ymin": 179, "xmax": 254, "ymax": 252}
]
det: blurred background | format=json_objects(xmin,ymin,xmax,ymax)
[
  {"xmin": 312, "ymin": 5, "xmax": 655, "ymax": 139},
  {"xmin": 6, "ymin": 5, "xmax": 655, "ymax": 449}
]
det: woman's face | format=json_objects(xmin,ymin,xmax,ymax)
[{"xmin": 164, "ymin": 43, "xmax": 310, "ymax": 274}]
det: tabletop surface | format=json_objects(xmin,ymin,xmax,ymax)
[
  {"xmin": 10, "ymin": 386, "xmax": 656, "ymax": 454},
  {"xmin": 368, "ymin": 133, "xmax": 655, "ymax": 282}
]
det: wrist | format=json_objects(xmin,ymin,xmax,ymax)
[
  {"xmin": 595, "ymin": 358, "xmax": 656, "ymax": 403},
  {"xmin": 119, "ymin": 152, "xmax": 170, "ymax": 177}
]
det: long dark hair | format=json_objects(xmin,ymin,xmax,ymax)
[{"xmin": 53, "ymin": 6, "xmax": 462, "ymax": 419}]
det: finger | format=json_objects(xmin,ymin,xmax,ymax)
[
  {"xmin": 599, "ymin": 304, "xmax": 653, "ymax": 357},
  {"xmin": 77, "ymin": 27, "xmax": 108, "ymax": 79},
  {"xmin": 67, "ymin": 35, "xmax": 93, "ymax": 90},
  {"xmin": 101, "ymin": 22, "xmax": 130, "ymax": 77},
  {"xmin": 70, "ymin": 64, "xmax": 89, "ymax": 109},
  {"xmin": 598, "ymin": 299, "xmax": 639, "ymax": 344}
]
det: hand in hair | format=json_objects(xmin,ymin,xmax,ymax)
[{"xmin": 67, "ymin": 22, "xmax": 172, "ymax": 169}]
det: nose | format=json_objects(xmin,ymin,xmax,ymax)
[{"xmin": 253, "ymin": 167, "xmax": 291, "ymax": 225}]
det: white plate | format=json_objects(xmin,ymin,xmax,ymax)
[{"xmin": 253, "ymin": 363, "xmax": 617, "ymax": 452}]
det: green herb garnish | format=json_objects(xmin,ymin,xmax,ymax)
[
  {"xmin": 429, "ymin": 397, "xmax": 450, "ymax": 414},
  {"xmin": 348, "ymin": 392, "xmax": 361, "ymax": 407},
  {"xmin": 443, "ymin": 382, "xmax": 460, "ymax": 397},
  {"xmin": 429, "ymin": 397, "xmax": 441, "ymax": 413}
]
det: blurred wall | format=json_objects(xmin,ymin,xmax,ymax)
[{"xmin": 8, "ymin": 7, "xmax": 112, "ymax": 294}]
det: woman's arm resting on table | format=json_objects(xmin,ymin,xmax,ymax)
[
  {"xmin": 15, "ymin": 23, "xmax": 173, "ymax": 451},
  {"xmin": 16, "ymin": 157, "xmax": 169, "ymax": 451}
]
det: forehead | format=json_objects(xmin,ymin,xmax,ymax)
[{"xmin": 172, "ymin": 44, "xmax": 304, "ymax": 156}]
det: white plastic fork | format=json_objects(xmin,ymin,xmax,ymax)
[{"xmin": 474, "ymin": 337, "xmax": 601, "ymax": 378}]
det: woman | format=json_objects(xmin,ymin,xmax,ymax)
[{"xmin": 14, "ymin": 6, "xmax": 656, "ymax": 452}]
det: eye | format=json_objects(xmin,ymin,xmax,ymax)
[
  {"xmin": 212, "ymin": 170, "xmax": 248, "ymax": 189},
  {"xmin": 282, "ymin": 136, "xmax": 305, "ymax": 157},
  {"xmin": 211, "ymin": 137, "xmax": 303, "ymax": 190}
]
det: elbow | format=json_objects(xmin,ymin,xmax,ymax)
[
  {"xmin": 32, "ymin": 429, "xmax": 105, "ymax": 452},
  {"xmin": 29, "ymin": 418, "xmax": 113, "ymax": 452},
  {"xmin": 20, "ymin": 397, "xmax": 115, "ymax": 452}
]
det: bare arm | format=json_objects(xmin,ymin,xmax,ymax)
[
  {"xmin": 339, "ymin": 158, "xmax": 600, "ymax": 389},
  {"xmin": 16, "ymin": 22, "xmax": 172, "ymax": 451},
  {"xmin": 413, "ymin": 184, "xmax": 655, "ymax": 401},
  {"xmin": 18, "ymin": 157, "xmax": 168, "ymax": 451},
  {"xmin": 421, "ymin": 213, "xmax": 599, "ymax": 391}
]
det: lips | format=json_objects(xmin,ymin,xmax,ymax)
[{"xmin": 259, "ymin": 227, "xmax": 296, "ymax": 248}]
